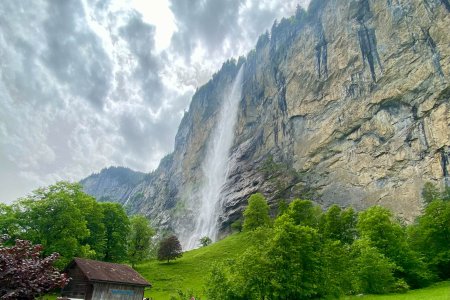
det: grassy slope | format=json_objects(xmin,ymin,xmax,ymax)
[
  {"xmin": 343, "ymin": 281, "xmax": 450, "ymax": 300},
  {"xmin": 136, "ymin": 232, "xmax": 252, "ymax": 299},
  {"xmin": 136, "ymin": 232, "xmax": 450, "ymax": 300}
]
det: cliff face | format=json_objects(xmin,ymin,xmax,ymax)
[{"xmin": 82, "ymin": 0, "xmax": 450, "ymax": 236}]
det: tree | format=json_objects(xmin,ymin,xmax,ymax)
[
  {"xmin": 199, "ymin": 236, "xmax": 212, "ymax": 247},
  {"xmin": 351, "ymin": 239, "xmax": 396, "ymax": 294},
  {"xmin": 206, "ymin": 263, "xmax": 237, "ymax": 300},
  {"xmin": 284, "ymin": 199, "xmax": 322, "ymax": 228},
  {"xmin": 409, "ymin": 200, "xmax": 450, "ymax": 279},
  {"xmin": 317, "ymin": 240, "xmax": 354, "ymax": 298},
  {"xmin": 101, "ymin": 202, "xmax": 130, "ymax": 262},
  {"xmin": 158, "ymin": 235, "xmax": 183, "ymax": 263},
  {"xmin": 0, "ymin": 204, "xmax": 18, "ymax": 239},
  {"xmin": 0, "ymin": 235, "xmax": 69, "ymax": 299},
  {"xmin": 128, "ymin": 215, "xmax": 155, "ymax": 268},
  {"xmin": 230, "ymin": 219, "xmax": 243, "ymax": 232},
  {"xmin": 15, "ymin": 182, "xmax": 92, "ymax": 268},
  {"xmin": 266, "ymin": 220, "xmax": 322, "ymax": 299},
  {"xmin": 357, "ymin": 206, "xmax": 431, "ymax": 288},
  {"xmin": 320, "ymin": 205, "xmax": 358, "ymax": 244},
  {"xmin": 79, "ymin": 196, "xmax": 107, "ymax": 260},
  {"xmin": 243, "ymin": 193, "xmax": 271, "ymax": 231}
]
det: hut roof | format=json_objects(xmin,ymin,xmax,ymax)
[{"xmin": 69, "ymin": 258, "xmax": 151, "ymax": 287}]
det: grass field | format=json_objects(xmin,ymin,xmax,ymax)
[
  {"xmin": 136, "ymin": 232, "xmax": 252, "ymax": 299},
  {"xmin": 342, "ymin": 281, "xmax": 450, "ymax": 300},
  {"xmin": 136, "ymin": 232, "xmax": 450, "ymax": 300}
]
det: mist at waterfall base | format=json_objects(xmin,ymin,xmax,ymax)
[{"xmin": 183, "ymin": 66, "xmax": 244, "ymax": 250}]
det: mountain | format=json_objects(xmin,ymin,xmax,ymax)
[
  {"xmin": 81, "ymin": 166, "xmax": 146, "ymax": 205},
  {"xmin": 81, "ymin": 0, "xmax": 450, "ymax": 246}
]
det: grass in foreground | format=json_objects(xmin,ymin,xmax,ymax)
[
  {"xmin": 342, "ymin": 281, "xmax": 450, "ymax": 300},
  {"xmin": 136, "ymin": 232, "xmax": 252, "ymax": 300}
]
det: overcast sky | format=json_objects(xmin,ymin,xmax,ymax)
[{"xmin": 0, "ymin": 0, "xmax": 310, "ymax": 203}]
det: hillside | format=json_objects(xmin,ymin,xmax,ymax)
[
  {"xmin": 134, "ymin": 232, "xmax": 450, "ymax": 300},
  {"xmin": 81, "ymin": 166, "xmax": 146, "ymax": 205},
  {"xmin": 81, "ymin": 0, "xmax": 450, "ymax": 247},
  {"xmin": 136, "ymin": 233, "xmax": 252, "ymax": 299}
]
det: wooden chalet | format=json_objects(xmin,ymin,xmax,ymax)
[{"xmin": 61, "ymin": 258, "xmax": 151, "ymax": 300}]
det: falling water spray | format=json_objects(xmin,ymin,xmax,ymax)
[{"xmin": 185, "ymin": 65, "xmax": 244, "ymax": 249}]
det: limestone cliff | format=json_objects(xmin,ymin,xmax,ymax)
[{"xmin": 82, "ymin": 0, "xmax": 450, "ymax": 238}]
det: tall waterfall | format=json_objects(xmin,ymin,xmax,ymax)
[{"xmin": 185, "ymin": 65, "xmax": 244, "ymax": 250}]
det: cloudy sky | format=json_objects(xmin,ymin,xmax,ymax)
[{"xmin": 0, "ymin": 0, "xmax": 310, "ymax": 203}]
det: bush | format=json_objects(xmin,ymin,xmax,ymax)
[{"xmin": 0, "ymin": 235, "xmax": 69, "ymax": 299}]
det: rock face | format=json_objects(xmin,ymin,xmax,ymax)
[{"xmin": 81, "ymin": 0, "xmax": 450, "ymax": 238}]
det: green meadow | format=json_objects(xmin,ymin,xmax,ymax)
[
  {"xmin": 133, "ymin": 232, "xmax": 450, "ymax": 300},
  {"xmin": 137, "ymin": 233, "xmax": 252, "ymax": 299}
]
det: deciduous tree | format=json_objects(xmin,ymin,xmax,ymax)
[
  {"xmin": 157, "ymin": 235, "xmax": 182, "ymax": 263},
  {"xmin": 128, "ymin": 215, "xmax": 154, "ymax": 268},
  {"xmin": 199, "ymin": 236, "xmax": 212, "ymax": 247},
  {"xmin": 101, "ymin": 202, "xmax": 130, "ymax": 262},
  {"xmin": 243, "ymin": 193, "xmax": 271, "ymax": 231},
  {"xmin": 0, "ymin": 235, "xmax": 69, "ymax": 299}
]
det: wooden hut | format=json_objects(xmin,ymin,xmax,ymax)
[{"xmin": 61, "ymin": 258, "xmax": 151, "ymax": 300}]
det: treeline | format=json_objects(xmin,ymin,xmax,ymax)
[
  {"xmin": 206, "ymin": 186, "xmax": 450, "ymax": 299},
  {"xmin": 0, "ymin": 182, "xmax": 154, "ymax": 268}
]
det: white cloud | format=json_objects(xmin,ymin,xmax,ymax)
[{"xmin": 0, "ymin": 0, "xmax": 311, "ymax": 203}]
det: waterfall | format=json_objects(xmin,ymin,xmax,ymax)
[{"xmin": 185, "ymin": 65, "xmax": 244, "ymax": 250}]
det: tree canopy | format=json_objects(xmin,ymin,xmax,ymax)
[
  {"xmin": 157, "ymin": 235, "xmax": 183, "ymax": 263},
  {"xmin": 0, "ymin": 181, "xmax": 131, "ymax": 268},
  {"xmin": 243, "ymin": 193, "xmax": 271, "ymax": 231},
  {"xmin": 128, "ymin": 214, "xmax": 155, "ymax": 268}
]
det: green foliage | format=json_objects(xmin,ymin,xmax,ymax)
[
  {"xmin": 101, "ymin": 202, "xmax": 130, "ymax": 262},
  {"xmin": 14, "ymin": 182, "xmax": 93, "ymax": 268},
  {"xmin": 0, "ymin": 203, "xmax": 18, "ymax": 239},
  {"xmin": 243, "ymin": 193, "xmax": 271, "ymax": 231},
  {"xmin": 351, "ymin": 239, "xmax": 397, "ymax": 294},
  {"xmin": 343, "ymin": 281, "xmax": 450, "ymax": 299},
  {"xmin": 137, "ymin": 232, "xmax": 253, "ymax": 299},
  {"xmin": 267, "ymin": 221, "xmax": 322, "ymax": 299},
  {"xmin": 320, "ymin": 204, "xmax": 358, "ymax": 244},
  {"xmin": 80, "ymin": 196, "xmax": 107, "ymax": 260},
  {"xmin": 276, "ymin": 198, "xmax": 289, "ymax": 216},
  {"xmin": 409, "ymin": 200, "xmax": 450, "ymax": 279},
  {"xmin": 206, "ymin": 263, "xmax": 238, "ymax": 300},
  {"xmin": 170, "ymin": 289, "xmax": 202, "ymax": 300},
  {"xmin": 282, "ymin": 199, "xmax": 321, "ymax": 227},
  {"xmin": 2, "ymin": 182, "xmax": 132, "ymax": 267},
  {"xmin": 318, "ymin": 240, "xmax": 355, "ymax": 297},
  {"xmin": 199, "ymin": 236, "xmax": 212, "ymax": 247},
  {"xmin": 230, "ymin": 219, "xmax": 243, "ymax": 232},
  {"xmin": 358, "ymin": 206, "xmax": 431, "ymax": 288},
  {"xmin": 128, "ymin": 215, "xmax": 155, "ymax": 268}
]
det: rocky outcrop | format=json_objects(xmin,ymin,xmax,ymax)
[{"xmin": 82, "ymin": 0, "xmax": 450, "ymax": 236}]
